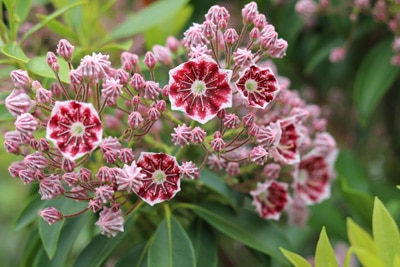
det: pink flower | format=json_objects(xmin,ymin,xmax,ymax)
[
  {"xmin": 171, "ymin": 124, "xmax": 192, "ymax": 146},
  {"xmin": 236, "ymin": 65, "xmax": 280, "ymax": 109},
  {"xmin": 250, "ymin": 180, "xmax": 291, "ymax": 220},
  {"xmin": 168, "ymin": 56, "xmax": 232, "ymax": 124},
  {"xmin": 115, "ymin": 161, "xmax": 145, "ymax": 192},
  {"xmin": 135, "ymin": 152, "xmax": 182, "ymax": 206},
  {"xmin": 95, "ymin": 206, "xmax": 124, "ymax": 237},
  {"xmin": 293, "ymin": 153, "xmax": 331, "ymax": 204},
  {"xmin": 46, "ymin": 100, "xmax": 103, "ymax": 161},
  {"xmin": 180, "ymin": 161, "xmax": 200, "ymax": 180},
  {"xmin": 78, "ymin": 52, "xmax": 111, "ymax": 82}
]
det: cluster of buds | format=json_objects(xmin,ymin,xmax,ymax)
[
  {"xmin": 4, "ymin": 1, "xmax": 337, "ymax": 236},
  {"xmin": 295, "ymin": 0, "xmax": 400, "ymax": 65}
]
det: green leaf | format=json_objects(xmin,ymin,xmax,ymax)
[
  {"xmin": 115, "ymin": 243, "xmax": 148, "ymax": 267},
  {"xmin": 0, "ymin": 104, "xmax": 15, "ymax": 121},
  {"xmin": 373, "ymin": 197, "xmax": 400, "ymax": 267},
  {"xmin": 14, "ymin": 194, "xmax": 46, "ymax": 232},
  {"xmin": 305, "ymin": 37, "xmax": 342, "ymax": 75},
  {"xmin": 188, "ymin": 218, "xmax": 218, "ymax": 267},
  {"xmin": 73, "ymin": 215, "xmax": 136, "ymax": 267},
  {"xmin": 104, "ymin": 0, "xmax": 189, "ymax": 42},
  {"xmin": 347, "ymin": 218, "xmax": 383, "ymax": 267},
  {"xmin": 186, "ymin": 203, "xmax": 291, "ymax": 264},
  {"xmin": 280, "ymin": 247, "xmax": 312, "ymax": 267},
  {"xmin": 198, "ymin": 168, "xmax": 238, "ymax": 209},
  {"xmin": 315, "ymin": 227, "xmax": 339, "ymax": 267},
  {"xmin": 37, "ymin": 14, "xmax": 78, "ymax": 42},
  {"xmin": 20, "ymin": 229, "xmax": 42, "ymax": 267},
  {"xmin": 15, "ymin": 0, "xmax": 32, "ymax": 24},
  {"xmin": 27, "ymin": 56, "xmax": 70, "ymax": 83},
  {"xmin": 148, "ymin": 216, "xmax": 195, "ymax": 267},
  {"xmin": 1, "ymin": 42, "xmax": 30, "ymax": 63},
  {"xmin": 101, "ymin": 40, "xmax": 134, "ymax": 52},
  {"xmin": 354, "ymin": 40, "xmax": 400, "ymax": 126},
  {"xmin": 20, "ymin": 1, "xmax": 87, "ymax": 43},
  {"xmin": 39, "ymin": 198, "xmax": 74, "ymax": 259},
  {"xmin": 342, "ymin": 247, "xmax": 354, "ymax": 267}
]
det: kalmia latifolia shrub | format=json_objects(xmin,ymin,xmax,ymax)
[{"xmin": 4, "ymin": 1, "xmax": 337, "ymax": 238}]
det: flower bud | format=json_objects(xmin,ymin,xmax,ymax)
[
  {"xmin": 143, "ymin": 51, "xmax": 157, "ymax": 70},
  {"xmin": 56, "ymin": 39, "xmax": 74, "ymax": 62}
]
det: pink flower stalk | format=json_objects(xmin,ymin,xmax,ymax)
[
  {"xmin": 56, "ymin": 39, "xmax": 74, "ymax": 62},
  {"xmin": 168, "ymin": 56, "xmax": 232, "ymax": 124},
  {"xmin": 39, "ymin": 207, "xmax": 63, "ymax": 225},
  {"xmin": 5, "ymin": 89, "xmax": 35, "ymax": 117},
  {"xmin": 115, "ymin": 161, "xmax": 145, "ymax": 192},
  {"xmin": 95, "ymin": 206, "xmax": 124, "ymax": 237},
  {"xmin": 236, "ymin": 65, "xmax": 280, "ymax": 109},
  {"xmin": 46, "ymin": 100, "xmax": 103, "ymax": 161},
  {"xmin": 293, "ymin": 153, "xmax": 331, "ymax": 204},
  {"xmin": 135, "ymin": 152, "xmax": 182, "ymax": 206},
  {"xmin": 269, "ymin": 117, "xmax": 302, "ymax": 165},
  {"xmin": 250, "ymin": 180, "xmax": 291, "ymax": 220}
]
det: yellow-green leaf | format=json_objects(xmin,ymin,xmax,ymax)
[
  {"xmin": 315, "ymin": 227, "xmax": 338, "ymax": 267},
  {"xmin": 1, "ymin": 42, "xmax": 29, "ymax": 63},
  {"xmin": 280, "ymin": 247, "xmax": 312, "ymax": 267}
]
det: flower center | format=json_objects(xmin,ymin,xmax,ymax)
[
  {"xmin": 70, "ymin": 122, "xmax": 85, "ymax": 137},
  {"xmin": 191, "ymin": 80, "xmax": 207, "ymax": 96},
  {"xmin": 153, "ymin": 170, "xmax": 167, "ymax": 184},
  {"xmin": 245, "ymin": 79, "xmax": 258, "ymax": 92},
  {"xmin": 298, "ymin": 169, "xmax": 309, "ymax": 183}
]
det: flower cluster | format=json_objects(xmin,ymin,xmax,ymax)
[
  {"xmin": 4, "ymin": 1, "xmax": 337, "ymax": 236},
  {"xmin": 295, "ymin": 0, "xmax": 400, "ymax": 65}
]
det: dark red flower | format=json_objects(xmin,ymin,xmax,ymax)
[
  {"xmin": 236, "ymin": 65, "xmax": 280, "ymax": 109},
  {"xmin": 135, "ymin": 152, "xmax": 182, "ymax": 206},
  {"xmin": 46, "ymin": 101, "xmax": 103, "ymax": 161},
  {"xmin": 168, "ymin": 56, "xmax": 232, "ymax": 124}
]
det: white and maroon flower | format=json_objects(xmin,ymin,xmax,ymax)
[
  {"xmin": 269, "ymin": 117, "xmax": 302, "ymax": 165},
  {"xmin": 293, "ymin": 153, "xmax": 331, "ymax": 204},
  {"xmin": 168, "ymin": 56, "xmax": 232, "ymax": 124},
  {"xmin": 250, "ymin": 180, "xmax": 291, "ymax": 220},
  {"xmin": 236, "ymin": 65, "xmax": 280, "ymax": 109},
  {"xmin": 135, "ymin": 152, "xmax": 182, "ymax": 206},
  {"xmin": 46, "ymin": 100, "xmax": 103, "ymax": 161}
]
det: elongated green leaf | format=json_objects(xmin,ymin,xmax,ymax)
[
  {"xmin": 16, "ymin": 0, "xmax": 32, "ymax": 24},
  {"xmin": 347, "ymin": 218, "xmax": 384, "ymax": 267},
  {"xmin": 27, "ymin": 56, "xmax": 70, "ymax": 83},
  {"xmin": 342, "ymin": 247, "xmax": 354, "ymax": 267},
  {"xmin": 280, "ymin": 247, "xmax": 312, "ymax": 267},
  {"xmin": 21, "ymin": 1, "xmax": 87, "ymax": 43},
  {"xmin": 187, "ymin": 203, "xmax": 291, "ymax": 264},
  {"xmin": 373, "ymin": 197, "xmax": 400, "ymax": 267},
  {"xmin": 105, "ymin": 0, "xmax": 189, "ymax": 42},
  {"xmin": 101, "ymin": 40, "xmax": 134, "ymax": 52},
  {"xmin": 354, "ymin": 40, "xmax": 400, "ymax": 126},
  {"xmin": 0, "ymin": 104, "xmax": 15, "ymax": 121},
  {"xmin": 1, "ymin": 42, "xmax": 29, "ymax": 63},
  {"xmin": 188, "ymin": 218, "xmax": 217, "ymax": 267},
  {"xmin": 198, "ymin": 168, "xmax": 238, "ymax": 209},
  {"xmin": 115, "ymin": 243, "xmax": 148, "ymax": 267},
  {"xmin": 148, "ymin": 216, "xmax": 195, "ymax": 267},
  {"xmin": 37, "ymin": 14, "xmax": 78, "ymax": 42},
  {"xmin": 14, "ymin": 194, "xmax": 46, "ymax": 231},
  {"xmin": 73, "ymin": 215, "xmax": 136, "ymax": 267},
  {"xmin": 39, "ymin": 198, "xmax": 74, "ymax": 259},
  {"xmin": 315, "ymin": 227, "xmax": 339, "ymax": 267},
  {"xmin": 20, "ymin": 229, "xmax": 42, "ymax": 267}
]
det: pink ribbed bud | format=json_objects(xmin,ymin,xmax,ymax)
[
  {"xmin": 46, "ymin": 52, "xmax": 58, "ymax": 66},
  {"xmin": 37, "ymin": 138, "xmax": 50, "ymax": 152},
  {"xmin": 121, "ymin": 52, "xmax": 139, "ymax": 72},
  {"xmin": 224, "ymin": 28, "xmax": 239, "ymax": 46},
  {"xmin": 5, "ymin": 89, "xmax": 35, "ymax": 117},
  {"xmin": 50, "ymin": 82, "xmax": 62, "ymax": 98},
  {"xmin": 263, "ymin": 163, "xmax": 281, "ymax": 179},
  {"xmin": 95, "ymin": 206, "xmax": 124, "ymax": 237},
  {"xmin": 171, "ymin": 124, "xmax": 192, "ymax": 146},
  {"xmin": 39, "ymin": 174, "xmax": 64, "ymax": 200},
  {"xmin": 249, "ymin": 27, "xmax": 260, "ymax": 40},
  {"xmin": 61, "ymin": 157, "xmax": 75, "ymax": 172},
  {"xmin": 218, "ymin": 19, "xmax": 227, "ymax": 31},
  {"xmin": 223, "ymin": 113, "xmax": 240, "ymax": 129},
  {"xmin": 95, "ymin": 185, "xmax": 114, "ymax": 204},
  {"xmin": 10, "ymin": 70, "xmax": 32, "ymax": 89},
  {"xmin": 132, "ymin": 95, "xmax": 141, "ymax": 106},
  {"xmin": 217, "ymin": 109, "xmax": 226, "ymax": 119},
  {"xmin": 260, "ymin": 25, "xmax": 278, "ymax": 50},
  {"xmin": 39, "ymin": 207, "xmax": 63, "ymax": 225},
  {"xmin": 102, "ymin": 77, "xmax": 123, "ymax": 99},
  {"xmin": 51, "ymin": 62, "xmax": 60, "ymax": 73},
  {"xmin": 142, "ymin": 81, "xmax": 160, "ymax": 99},
  {"xmin": 96, "ymin": 166, "xmax": 113, "ymax": 183},
  {"xmin": 56, "ymin": 39, "xmax": 74, "ymax": 61},
  {"xmin": 242, "ymin": 1, "xmax": 259, "ymax": 25},
  {"xmin": 130, "ymin": 73, "xmax": 145, "ymax": 90},
  {"xmin": 128, "ymin": 111, "xmax": 144, "ymax": 128},
  {"xmin": 207, "ymin": 154, "xmax": 227, "ymax": 171},
  {"xmin": 69, "ymin": 69, "xmax": 83, "ymax": 86},
  {"xmin": 162, "ymin": 84, "xmax": 169, "ymax": 98},
  {"xmin": 257, "ymin": 122, "xmax": 282, "ymax": 147},
  {"xmin": 4, "ymin": 130, "xmax": 22, "ymax": 144},
  {"xmin": 211, "ymin": 131, "xmax": 225, "ymax": 152},
  {"xmin": 88, "ymin": 198, "xmax": 102, "ymax": 213},
  {"xmin": 4, "ymin": 140, "xmax": 20, "ymax": 154},
  {"xmin": 180, "ymin": 161, "xmax": 200, "ymax": 180},
  {"xmin": 114, "ymin": 69, "xmax": 129, "ymax": 85},
  {"xmin": 100, "ymin": 137, "xmax": 122, "ymax": 153},
  {"xmin": 24, "ymin": 152, "xmax": 48, "ymax": 170},
  {"xmin": 202, "ymin": 21, "xmax": 216, "ymax": 39},
  {"xmin": 253, "ymin": 14, "xmax": 267, "ymax": 29},
  {"xmin": 8, "ymin": 161, "xmax": 27, "ymax": 178},
  {"xmin": 62, "ymin": 172, "xmax": 78, "ymax": 186},
  {"xmin": 35, "ymin": 87, "xmax": 52, "ymax": 104},
  {"xmin": 191, "ymin": 126, "xmax": 206, "ymax": 144},
  {"xmin": 205, "ymin": 5, "xmax": 230, "ymax": 25},
  {"xmin": 152, "ymin": 45, "xmax": 172, "ymax": 65},
  {"xmin": 15, "ymin": 113, "xmax": 38, "ymax": 134},
  {"xmin": 250, "ymin": 146, "xmax": 269, "ymax": 165},
  {"xmin": 155, "ymin": 100, "xmax": 166, "ymax": 111},
  {"xmin": 19, "ymin": 168, "xmax": 37, "ymax": 184},
  {"xmin": 118, "ymin": 148, "xmax": 135, "ymax": 164},
  {"xmin": 233, "ymin": 48, "xmax": 254, "ymax": 68},
  {"xmin": 226, "ymin": 162, "xmax": 240, "ymax": 176},
  {"xmin": 148, "ymin": 107, "xmax": 160, "ymax": 121},
  {"xmin": 248, "ymin": 123, "xmax": 259, "ymax": 137},
  {"xmin": 166, "ymin": 36, "xmax": 180, "ymax": 53},
  {"xmin": 143, "ymin": 51, "xmax": 157, "ymax": 70},
  {"xmin": 242, "ymin": 113, "xmax": 255, "ymax": 127},
  {"xmin": 79, "ymin": 167, "xmax": 91, "ymax": 182},
  {"xmin": 104, "ymin": 150, "xmax": 118, "ymax": 164}
]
